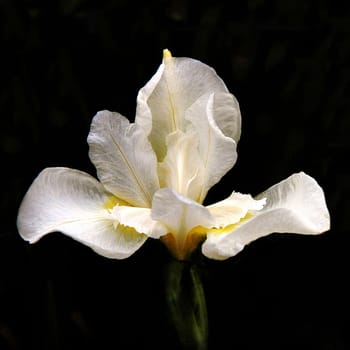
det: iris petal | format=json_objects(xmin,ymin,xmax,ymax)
[
  {"xmin": 151, "ymin": 188, "xmax": 214, "ymax": 259},
  {"xmin": 135, "ymin": 54, "xmax": 229, "ymax": 160},
  {"xmin": 17, "ymin": 167, "xmax": 147, "ymax": 259},
  {"xmin": 111, "ymin": 206, "xmax": 168, "ymax": 239},
  {"xmin": 186, "ymin": 92, "xmax": 238, "ymax": 202},
  {"xmin": 158, "ymin": 130, "xmax": 204, "ymax": 201},
  {"xmin": 88, "ymin": 110, "xmax": 159, "ymax": 208},
  {"xmin": 202, "ymin": 172, "xmax": 330, "ymax": 260}
]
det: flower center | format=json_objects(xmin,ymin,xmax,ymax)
[{"xmin": 161, "ymin": 228, "xmax": 206, "ymax": 261}]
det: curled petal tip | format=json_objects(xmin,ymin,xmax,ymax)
[{"xmin": 163, "ymin": 48, "xmax": 172, "ymax": 59}]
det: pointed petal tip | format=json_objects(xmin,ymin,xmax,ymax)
[{"xmin": 163, "ymin": 48, "xmax": 172, "ymax": 59}]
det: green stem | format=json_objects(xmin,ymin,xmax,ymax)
[{"xmin": 164, "ymin": 260, "xmax": 208, "ymax": 350}]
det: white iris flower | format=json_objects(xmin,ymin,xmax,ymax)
[{"xmin": 17, "ymin": 50, "xmax": 330, "ymax": 260}]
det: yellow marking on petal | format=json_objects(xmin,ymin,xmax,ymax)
[
  {"xmin": 115, "ymin": 223, "xmax": 147, "ymax": 241},
  {"xmin": 208, "ymin": 212, "xmax": 253, "ymax": 235},
  {"xmin": 103, "ymin": 196, "xmax": 119, "ymax": 210},
  {"xmin": 161, "ymin": 227, "xmax": 206, "ymax": 261},
  {"xmin": 103, "ymin": 196, "xmax": 129, "ymax": 210},
  {"xmin": 163, "ymin": 48, "xmax": 172, "ymax": 59},
  {"xmin": 160, "ymin": 213, "xmax": 255, "ymax": 260}
]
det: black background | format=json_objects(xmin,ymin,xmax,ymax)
[{"xmin": 1, "ymin": 0, "xmax": 349, "ymax": 349}]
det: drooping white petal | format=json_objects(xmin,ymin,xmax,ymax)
[
  {"xmin": 88, "ymin": 111, "xmax": 159, "ymax": 208},
  {"xmin": 151, "ymin": 188, "xmax": 214, "ymax": 241},
  {"xmin": 158, "ymin": 130, "xmax": 204, "ymax": 201},
  {"xmin": 202, "ymin": 172, "xmax": 330, "ymax": 260},
  {"xmin": 111, "ymin": 206, "xmax": 168, "ymax": 239},
  {"xmin": 17, "ymin": 167, "xmax": 146, "ymax": 259},
  {"xmin": 207, "ymin": 192, "xmax": 266, "ymax": 228},
  {"xmin": 186, "ymin": 93, "xmax": 238, "ymax": 202},
  {"xmin": 135, "ymin": 54, "xmax": 228, "ymax": 160}
]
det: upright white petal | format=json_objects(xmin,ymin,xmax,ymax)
[
  {"xmin": 17, "ymin": 168, "xmax": 146, "ymax": 259},
  {"xmin": 202, "ymin": 172, "xmax": 330, "ymax": 260},
  {"xmin": 135, "ymin": 52, "xmax": 228, "ymax": 160},
  {"xmin": 88, "ymin": 111, "xmax": 159, "ymax": 208},
  {"xmin": 158, "ymin": 130, "xmax": 204, "ymax": 201},
  {"xmin": 209, "ymin": 92, "xmax": 241, "ymax": 143},
  {"xmin": 135, "ymin": 62, "xmax": 164, "ymax": 137},
  {"xmin": 186, "ymin": 93, "xmax": 238, "ymax": 202}
]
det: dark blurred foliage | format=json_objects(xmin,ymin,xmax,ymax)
[{"xmin": 0, "ymin": 0, "xmax": 349, "ymax": 349}]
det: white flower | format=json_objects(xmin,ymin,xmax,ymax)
[{"xmin": 17, "ymin": 49, "xmax": 330, "ymax": 260}]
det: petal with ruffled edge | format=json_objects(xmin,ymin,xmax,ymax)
[
  {"xmin": 88, "ymin": 111, "xmax": 159, "ymax": 208},
  {"xmin": 186, "ymin": 92, "xmax": 239, "ymax": 202},
  {"xmin": 17, "ymin": 167, "xmax": 147, "ymax": 259},
  {"xmin": 111, "ymin": 206, "xmax": 168, "ymax": 239},
  {"xmin": 207, "ymin": 192, "xmax": 266, "ymax": 228},
  {"xmin": 135, "ymin": 50, "xmax": 229, "ymax": 160},
  {"xmin": 151, "ymin": 188, "xmax": 214, "ymax": 260},
  {"xmin": 202, "ymin": 172, "xmax": 330, "ymax": 260}
]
